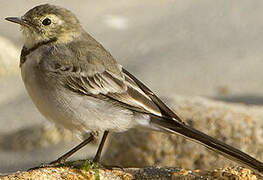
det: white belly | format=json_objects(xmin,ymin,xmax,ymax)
[{"xmin": 20, "ymin": 53, "xmax": 144, "ymax": 134}]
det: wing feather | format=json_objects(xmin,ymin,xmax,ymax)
[
  {"xmin": 44, "ymin": 43, "xmax": 162, "ymax": 117},
  {"xmin": 53, "ymin": 64, "xmax": 162, "ymax": 116}
]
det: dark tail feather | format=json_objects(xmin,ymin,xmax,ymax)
[
  {"xmin": 123, "ymin": 67, "xmax": 263, "ymax": 173},
  {"xmin": 151, "ymin": 116, "xmax": 263, "ymax": 173}
]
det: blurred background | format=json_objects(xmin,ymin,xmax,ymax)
[{"xmin": 1, "ymin": 0, "xmax": 263, "ymax": 173}]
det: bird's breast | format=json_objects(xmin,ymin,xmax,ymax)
[
  {"xmin": 20, "ymin": 51, "xmax": 138, "ymax": 133},
  {"xmin": 20, "ymin": 51, "xmax": 82, "ymax": 131}
]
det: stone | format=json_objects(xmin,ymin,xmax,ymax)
[
  {"xmin": 0, "ymin": 125, "xmax": 73, "ymax": 151},
  {"xmin": 0, "ymin": 166, "xmax": 260, "ymax": 180}
]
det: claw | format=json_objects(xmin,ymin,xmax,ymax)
[{"xmin": 27, "ymin": 159, "xmax": 66, "ymax": 171}]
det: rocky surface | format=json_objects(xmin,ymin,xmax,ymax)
[{"xmin": 0, "ymin": 165, "xmax": 261, "ymax": 180}]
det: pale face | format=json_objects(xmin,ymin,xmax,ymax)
[
  {"xmin": 20, "ymin": 14, "xmax": 66, "ymax": 47},
  {"xmin": 6, "ymin": 4, "xmax": 82, "ymax": 48}
]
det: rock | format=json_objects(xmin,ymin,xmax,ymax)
[
  {"xmin": 102, "ymin": 96, "xmax": 263, "ymax": 171},
  {"xmin": 0, "ymin": 37, "xmax": 20, "ymax": 77},
  {"xmin": 0, "ymin": 125, "xmax": 74, "ymax": 151},
  {"xmin": 0, "ymin": 165, "xmax": 261, "ymax": 180}
]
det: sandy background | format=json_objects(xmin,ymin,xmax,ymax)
[{"xmin": 1, "ymin": 0, "xmax": 263, "ymax": 173}]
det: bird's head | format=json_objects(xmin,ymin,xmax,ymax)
[{"xmin": 5, "ymin": 4, "xmax": 82, "ymax": 48}]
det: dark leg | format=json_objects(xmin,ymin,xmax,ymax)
[
  {"xmin": 28, "ymin": 133, "xmax": 95, "ymax": 170},
  {"xmin": 49, "ymin": 134, "xmax": 95, "ymax": 165},
  {"xmin": 93, "ymin": 131, "xmax": 109, "ymax": 163}
]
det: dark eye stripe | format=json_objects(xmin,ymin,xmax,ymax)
[{"xmin": 42, "ymin": 18, "xmax": 51, "ymax": 25}]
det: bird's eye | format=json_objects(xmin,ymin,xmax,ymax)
[{"xmin": 42, "ymin": 18, "xmax": 51, "ymax": 26}]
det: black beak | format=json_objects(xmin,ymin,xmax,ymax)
[{"xmin": 5, "ymin": 17, "xmax": 30, "ymax": 27}]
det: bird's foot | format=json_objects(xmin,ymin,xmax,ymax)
[
  {"xmin": 92, "ymin": 160, "xmax": 124, "ymax": 171},
  {"xmin": 27, "ymin": 158, "xmax": 66, "ymax": 171}
]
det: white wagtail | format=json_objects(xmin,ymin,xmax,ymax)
[{"xmin": 5, "ymin": 4, "xmax": 263, "ymax": 173}]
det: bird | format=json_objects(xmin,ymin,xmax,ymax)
[{"xmin": 5, "ymin": 4, "xmax": 263, "ymax": 173}]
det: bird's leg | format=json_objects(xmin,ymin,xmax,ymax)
[
  {"xmin": 93, "ymin": 131, "xmax": 109, "ymax": 163},
  {"xmin": 28, "ymin": 133, "xmax": 95, "ymax": 170},
  {"xmin": 49, "ymin": 134, "xmax": 95, "ymax": 165},
  {"xmin": 93, "ymin": 131, "xmax": 125, "ymax": 170}
]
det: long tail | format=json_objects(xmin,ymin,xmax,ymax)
[
  {"xmin": 151, "ymin": 116, "xmax": 263, "ymax": 173},
  {"xmin": 123, "ymin": 68, "xmax": 263, "ymax": 173}
]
